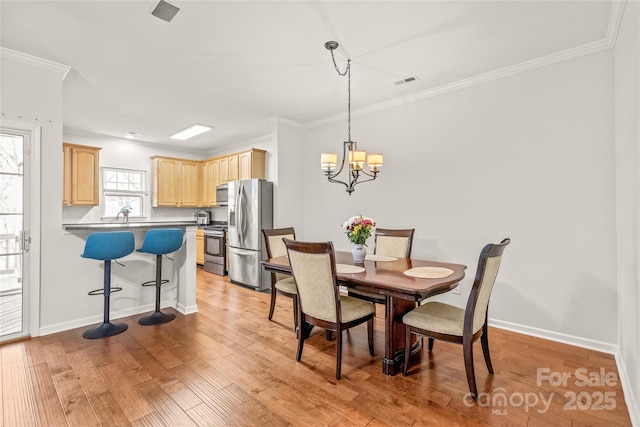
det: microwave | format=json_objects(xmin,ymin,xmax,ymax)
[{"xmin": 216, "ymin": 184, "xmax": 229, "ymax": 206}]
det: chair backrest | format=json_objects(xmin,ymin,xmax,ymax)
[
  {"xmin": 465, "ymin": 238, "xmax": 510, "ymax": 334},
  {"xmin": 82, "ymin": 231, "xmax": 135, "ymax": 261},
  {"xmin": 283, "ymin": 239, "xmax": 340, "ymax": 323},
  {"xmin": 263, "ymin": 227, "xmax": 296, "ymax": 282},
  {"xmin": 138, "ymin": 228, "xmax": 184, "ymax": 255},
  {"xmin": 374, "ymin": 228, "xmax": 415, "ymax": 258}
]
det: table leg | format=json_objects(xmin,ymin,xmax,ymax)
[{"xmin": 382, "ymin": 296, "xmax": 421, "ymax": 375}]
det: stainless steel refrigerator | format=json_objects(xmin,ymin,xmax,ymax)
[{"xmin": 227, "ymin": 179, "xmax": 273, "ymax": 291}]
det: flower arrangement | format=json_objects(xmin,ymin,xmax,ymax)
[{"xmin": 342, "ymin": 215, "xmax": 376, "ymax": 246}]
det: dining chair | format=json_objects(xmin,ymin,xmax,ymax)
[
  {"xmin": 349, "ymin": 228, "xmax": 415, "ymax": 305},
  {"xmin": 262, "ymin": 227, "xmax": 297, "ymax": 330},
  {"xmin": 283, "ymin": 238, "xmax": 375, "ymax": 379},
  {"xmin": 401, "ymin": 238, "xmax": 510, "ymax": 399}
]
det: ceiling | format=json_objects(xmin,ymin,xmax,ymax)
[{"xmin": 0, "ymin": 1, "xmax": 616, "ymax": 153}]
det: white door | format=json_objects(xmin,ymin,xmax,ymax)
[{"xmin": 0, "ymin": 130, "xmax": 32, "ymax": 340}]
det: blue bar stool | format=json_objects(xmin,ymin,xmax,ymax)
[
  {"xmin": 81, "ymin": 231, "xmax": 135, "ymax": 339},
  {"xmin": 137, "ymin": 228, "xmax": 184, "ymax": 325}
]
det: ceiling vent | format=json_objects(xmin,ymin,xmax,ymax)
[
  {"xmin": 151, "ymin": 0, "xmax": 180, "ymax": 23},
  {"xmin": 394, "ymin": 75, "xmax": 420, "ymax": 86}
]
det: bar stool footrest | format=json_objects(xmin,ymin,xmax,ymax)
[
  {"xmin": 82, "ymin": 321, "xmax": 128, "ymax": 339},
  {"xmin": 88, "ymin": 287, "xmax": 123, "ymax": 296},
  {"xmin": 138, "ymin": 311, "xmax": 176, "ymax": 325},
  {"xmin": 141, "ymin": 279, "xmax": 169, "ymax": 287}
]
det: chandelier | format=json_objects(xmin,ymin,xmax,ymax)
[{"xmin": 320, "ymin": 41, "xmax": 383, "ymax": 195}]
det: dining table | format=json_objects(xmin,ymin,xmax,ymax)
[{"xmin": 262, "ymin": 250, "xmax": 467, "ymax": 376}]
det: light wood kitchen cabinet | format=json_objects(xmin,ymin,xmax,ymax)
[
  {"xmin": 201, "ymin": 158, "xmax": 220, "ymax": 207},
  {"xmin": 151, "ymin": 156, "xmax": 199, "ymax": 207},
  {"xmin": 238, "ymin": 149, "xmax": 266, "ymax": 180},
  {"xmin": 228, "ymin": 154, "xmax": 239, "ymax": 182},
  {"xmin": 196, "ymin": 228, "xmax": 204, "ymax": 265},
  {"xmin": 219, "ymin": 156, "xmax": 229, "ymax": 184},
  {"xmin": 63, "ymin": 143, "xmax": 101, "ymax": 206}
]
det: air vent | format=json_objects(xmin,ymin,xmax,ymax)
[
  {"xmin": 394, "ymin": 75, "xmax": 420, "ymax": 86},
  {"xmin": 151, "ymin": 0, "xmax": 180, "ymax": 23}
]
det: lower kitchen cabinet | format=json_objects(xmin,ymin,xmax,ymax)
[{"xmin": 196, "ymin": 228, "xmax": 204, "ymax": 265}]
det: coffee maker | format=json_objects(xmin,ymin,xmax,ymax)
[{"xmin": 196, "ymin": 210, "xmax": 211, "ymax": 225}]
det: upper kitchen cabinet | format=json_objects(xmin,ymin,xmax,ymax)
[
  {"xmin": 151, "ymin": 156, "xmax": 199, "ymax": 207},
  {"xmin": 63, "ymin": 143, "xmax": 101, "ymax": 206},
  {"xmin": 228, "ymin": 154, "xmax": 239, "ymax": 182},
  {"xmin": 238, "ymin": 149, "xmax": 266, "ymax": 180},
  {"xmin": 201, "ymin": 158, "xmax": 220, "ymax": 207},
  {"xmin": 219, "ymin": 156, "xmax": 229, "ymax": 184}
]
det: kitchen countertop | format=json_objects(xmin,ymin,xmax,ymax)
[{"xmin": 62, "ymin": 221, "xmax": 199, "ymax": 231}]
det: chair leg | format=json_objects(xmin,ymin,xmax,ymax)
[
  {"xmin": 367, "ymin": 318, "xmax": 374, "ymax": 356},
  {"xmin": 296, "ymin": 323, "xmax": 305, "ymax": 362},
  {"xmin": 139, "ymin": 255, "xmax": 175, "ymax": 325},
  {"xmin": 428, "ymin": 337, "xmax": 435, "ymax": 352},
  {"xmin": 463, "ymin": 337, "xmax": 478, "ymax": 399},
  {"xmin": 481, "ymin": 323, "xmax": 494, "ymax": 374},
  {"xmin": 268, "ymin": 286, "xmax": 277, "ymax": 320},
  {"xmin": 336, "ymin": 330, "xmax": 343, "ymax": 379},
  {"xmin": 403, "ymin": 325, "xmax": 411, "ymax": 376},
  {"xmin": 292, "ymin": 296, "xmax": 298, "ymax": 332},
  {"xmin": 83, "ymin": 260, "xmax": 128, "ymax": 339}
]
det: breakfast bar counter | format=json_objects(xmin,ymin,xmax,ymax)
[{"xmin": 62, "ymin": 222, "xmax": 199, "ymax": 325}]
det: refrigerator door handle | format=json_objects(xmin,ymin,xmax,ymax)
[{"xmin": 236, "ymin": 183, "xmax": 243, "ymax": 245}]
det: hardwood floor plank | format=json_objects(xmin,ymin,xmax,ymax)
[
  {"xmin": 1, "ymin": 359, "xmax": 36, "ymax": 426},
  {"xmin": 87, "ymin": 390, "xmax": 133, "ymax": 427},
  {"xmin": 27, "ymin": 362, "xmax": 68, "ymax": 427},
  {"xmin": 96, "ymin": 362, "xmax": 154, "ymax": 423},
  {"xmin": 135, "ymin": 379, "xmax": 197, "ymax": 426},
  {"xmin": 51, "ymin": 369, "xmax": 100, "ymax": 426}
]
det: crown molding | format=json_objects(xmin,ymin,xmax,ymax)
[
  {"xmin": 269, "ymin": 116, "xmax": 305, "ymax": 129},
  {"xmin": 306, "ymin": 0, "xmax": 626, "ymax": 130},
  {"xmin": 0, "ymin": 47, "xmax": 71, "ymax": 80}
]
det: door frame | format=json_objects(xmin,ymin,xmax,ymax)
[{"xmin": 0, "ymin": 120, "xmax": 41, "ymax": 339}]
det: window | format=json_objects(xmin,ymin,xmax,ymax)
[{"xmin": 102, "ymin": 167, "xmax": 147, "ymax": 218}]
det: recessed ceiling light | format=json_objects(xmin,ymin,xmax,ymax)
[
  {"xmin": 151, "ymin": 0, "xmax": 180, "ymax": 23},
  {"xmin": 170, "ymin": 124, "xmax": 212, "ymax": 141}
]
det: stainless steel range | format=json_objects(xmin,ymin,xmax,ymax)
[{"xmin": 203, "ymin": 223, "xmax": 227, "ymax": 275}]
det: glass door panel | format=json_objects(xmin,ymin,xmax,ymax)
[{"xmin": 0, "ymin": 133, "xmax": 25, "ymax": 338}]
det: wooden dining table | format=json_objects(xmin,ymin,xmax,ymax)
[{"xmin": 262, "ymin": 251, "xmax": 467, "ymax": 376}]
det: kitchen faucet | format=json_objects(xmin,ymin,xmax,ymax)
[{"xmin": 116, "ymin": 206, "xmax": 131, "ymax": 224}]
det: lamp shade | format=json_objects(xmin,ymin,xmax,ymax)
[
  {"xmin": 367, "ymin": 153, "xmax": 383, "ymax": 171},
  {"xmin": 321, "ymin": 153, "xmax": 337, "ymax": 172}
]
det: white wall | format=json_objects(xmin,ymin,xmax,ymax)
[
  {"xmin": 614, "ymin": 1, "xmax": 640, "ymax": 423},
  {"xmin": 0, "ymin": 49, "xmax": 66, "ymax": 337},
  {"xmin": 302, "ymin": 50, "xmax": 618, "ymax": 346}
]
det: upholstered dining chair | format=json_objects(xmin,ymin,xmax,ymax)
[
  {"xmin": 283, "ymin": 238, "xmax": 375, "ymax": 379},
  {"xmin": 402, "ymin": 238, "xmax": 510, "ymax": 399},
  {"xmin": 349, "ymin": 228, "xmax": 415, "ymax": 305},
  {"xmin": 263, "ymin": 227, "xmax": 297, "ymax": 330}
]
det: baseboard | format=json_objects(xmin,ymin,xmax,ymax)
[
  {"xmin": 39, "ymin": 303, "xmax": 164, "ymax": 336},
  {"xmin": 488, "ymin": 318, "xmax": 618, "ymax": 354},
  {"xmin": 177, "ymin": 303, "xmax": 198, "ymax": 315},
  {"xmin": 614, "ymin": 352, "xmax": 640, "ymax": 427}
]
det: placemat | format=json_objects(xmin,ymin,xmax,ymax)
[
  {"xmin": 403, "ymin": 266, "xmax": 454, "ymax": 279},
  {"xmin": 365, "ymin": 254, "xmax": 398, "ymax": 262},
  {"xmin": 336, "ymin": 264, "xmax": 366, "ymax": 274}
]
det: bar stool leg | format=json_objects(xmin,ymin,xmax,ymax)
[
  {"xmin": 138, "ymin": 255, "xmax": 176, "ymax": 325},
  {"xmin": 83, "ymin": 260, "xmax": 128, "ymax": 339}
]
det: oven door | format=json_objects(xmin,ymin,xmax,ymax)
[
  {"xmin": 204, "ymin": 233, "xmax": 224, "ymax": 260},
  {"xmin": 203, "ymin": 231, "xmax": 226, "ymax": 275}
]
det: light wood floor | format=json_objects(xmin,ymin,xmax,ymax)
[{"xmin": 0, "ymin": 268, "xmax": 632, "ymax": 426}]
